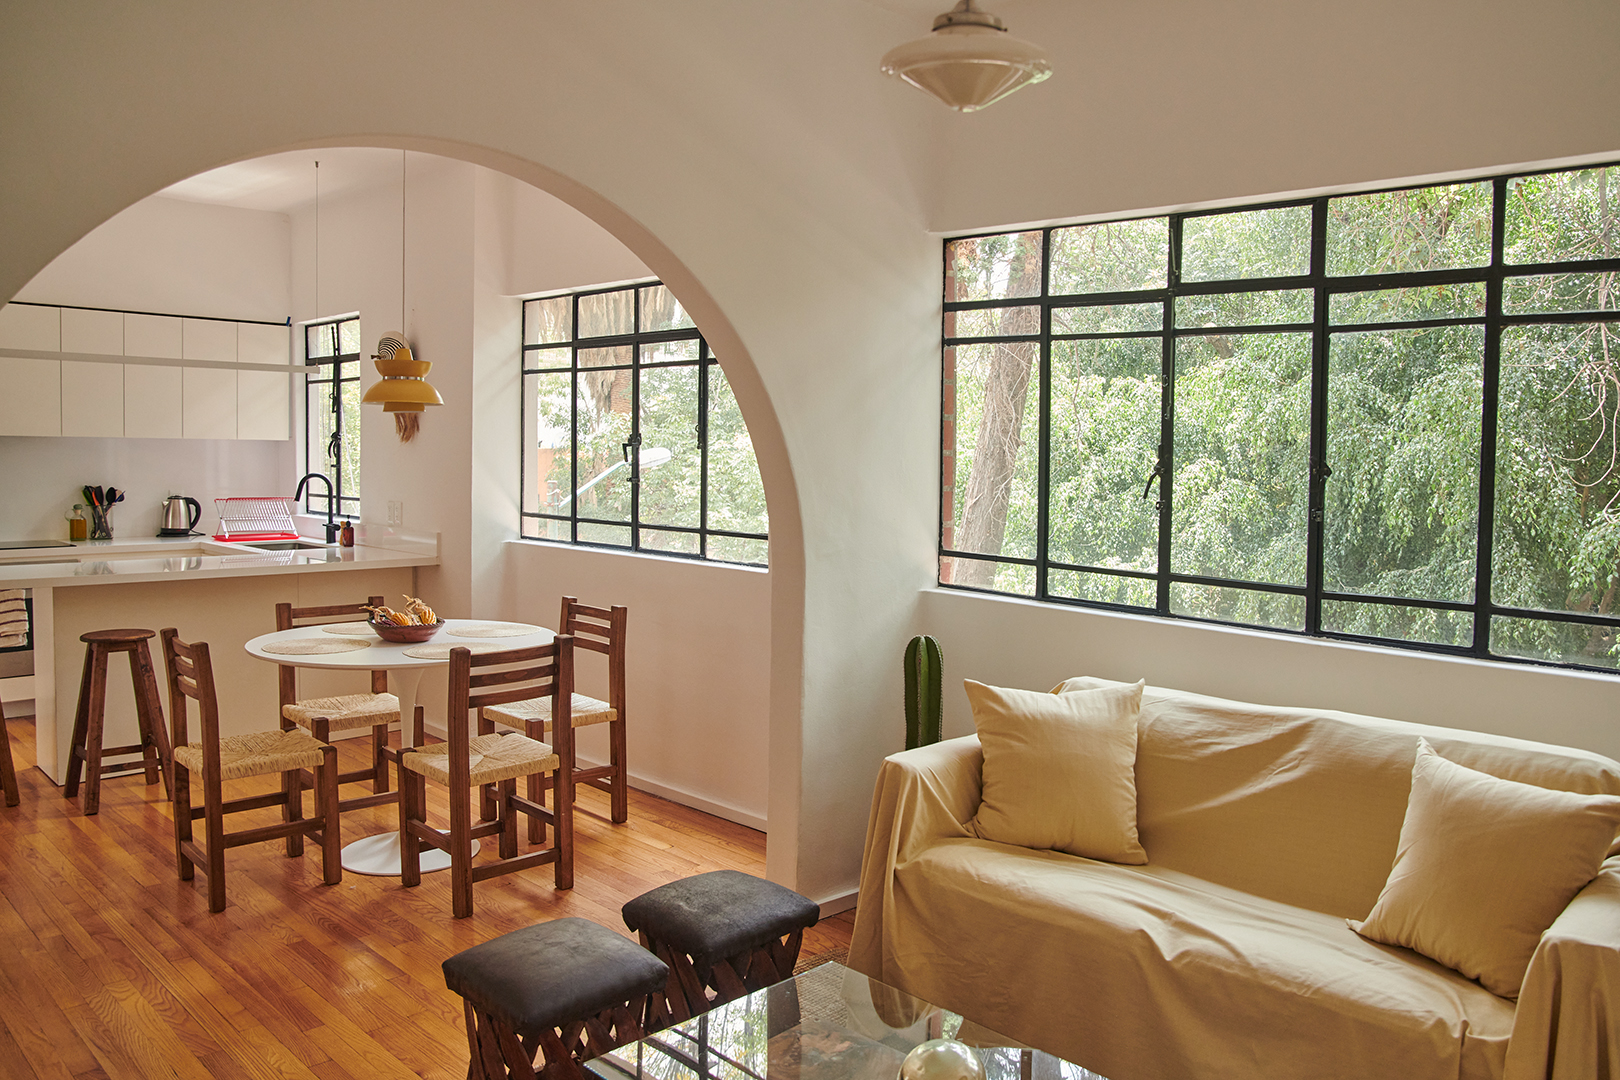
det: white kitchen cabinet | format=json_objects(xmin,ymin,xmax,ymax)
[
  {"xmin": 0, "ymin": 303, "xmax": 61, "ymax": 351},
  {"xmin": 61, "ymin": 361, "xmax": 124, "ymax": 437},
  {"xmin": 236, "ymin": 323, "xmax": 290, "ymax": 441},
  {"xmin": 0, "ymin": 357, "xmax": 62, "ymax": 436},
  {"xmin": 182, "ymin": 368, "xmax": 237, "ymax": 439},
  {"xmin": 124, "ymin": 314, "xmax": 183, "ymax": 359},
  {"xmin": 237, "ymin": 323, "xmax": 288, "ymax": 365},
  {"xmin": 125, "ymin": 365, "xmax": 183, "ymax": 439},
  {"xmin": 182, "ymin": 318, "xmax": 237, "ymax": 363},
  {"xmin": 60, "ymin": 307, "xmax": 123, "ymax": 355}
]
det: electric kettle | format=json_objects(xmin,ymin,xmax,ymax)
[{"xmin": 159, "ymin": 495, "xmax": 202, "ymax": 537}]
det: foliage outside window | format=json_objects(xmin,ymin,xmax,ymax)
[
  {"xmin": 303, "ymin": 316, "xmax": 361, "ymax": 517},
  {"xmin": 943, "ymin": 162, "xmax": 1620, "ymax": 672},
  {"xmin": 520, "ymin": 282, "xmax": 769, "ymax": 566}
]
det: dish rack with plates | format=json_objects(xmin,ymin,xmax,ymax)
[{"xmin": 212, "ymin": 498, "xmax": 300, "ymax": 542}]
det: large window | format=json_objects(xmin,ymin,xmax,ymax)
[
  {"xmin": 303, "ymin": 316, "xmax": 361, "ymax": 517},
  {"xmin": 520, "ymin": 282, "xmax": 768, "ymax": 566},
  {"xmin": 943, "ymin": 162, "xmax": 1620, "ymax": 672}
]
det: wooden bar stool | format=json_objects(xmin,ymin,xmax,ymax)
[
  {"xmin": 63, "ymin": 628, "xmax": 174, "ymax": 815},
  {"xmin": 1, "ymin": 696, "xmax": 18, "ymax": 808}
]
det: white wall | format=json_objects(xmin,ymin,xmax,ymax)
[{"xmin": 506, "ymin": 174, "xmax": 651, "ymax": 295}]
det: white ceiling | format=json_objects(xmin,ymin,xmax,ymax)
[{"xmin": 157, "ymin": 147, "xmax": 408, "ymax": 214}]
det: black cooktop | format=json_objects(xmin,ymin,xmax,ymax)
[{"xmin": 0, "ymin": 539, "xmax": 75, "ymax": 550}]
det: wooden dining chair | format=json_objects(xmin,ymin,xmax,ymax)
[
  {"xmin": 398, "ymin": 637, "xmax": 575, "ymax": 919},
  {"xmin": 274, "ymin": 597, "xmax": 423, "ymax": 818},
  {"xmin": 1, "ymin": 696, "xmax": 18, "ymax": 807},
  {"xmin": 480, "ymin": 597, "xmax": 628, "ymax": 823},
  {"xmin": 161, "ymin": 628, "xmax": 341, "ymax": 913}
]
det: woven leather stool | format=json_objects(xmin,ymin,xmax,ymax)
[
  {"xmin": 64, "ymin": 628, "xmax": 174, "ymax": 815},
  {"xmin": 622, "ymin": 869, "xmax": 819, "ymax": 1028},
  {"xmin": 443, "ymin": 917, "xmax": 669, "ymax": 1080}
]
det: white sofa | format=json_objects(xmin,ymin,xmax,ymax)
[{"xmin": 848, "ymin": 677, "xmax": 1620, "ymax": 1080}]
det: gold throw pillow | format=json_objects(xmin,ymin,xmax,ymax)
[
  {"xmin": 1351, "ymin": 737, "xmax": 1620, "ymax": 998},
  {"xmin": 966, "ymin": 679, "xmax": 1147, "ymax": 864}
]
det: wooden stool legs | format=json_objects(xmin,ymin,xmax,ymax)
[{"xmin": 64, "ymin": 629, "xmax": 174, "ymax": 815}]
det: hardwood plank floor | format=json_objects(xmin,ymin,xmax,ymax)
[{"xmin": 0, "ymin": 710, "xmax": 853, "ymax": 1080}]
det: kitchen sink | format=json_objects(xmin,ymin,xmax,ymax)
[{"xmin": 238, "ymin": 540, "xmax": 333, "ymax": 551}]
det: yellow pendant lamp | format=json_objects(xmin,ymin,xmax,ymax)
[{"xmin": 363, "ymin": 332, "xmax": 442, "ymax": 441}]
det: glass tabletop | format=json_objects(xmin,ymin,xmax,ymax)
[{"xmin": 587, "ymin": 962, "xmax": 1107, "ymax": 1080}]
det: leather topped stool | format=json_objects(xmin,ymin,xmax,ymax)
[
  {"xmin": 621, "ymin": 869, "xmax": 820, "ymax": 1028},
  {"xmin": 443, "ymin": 916, "xmax": 669, "ymax": 1080},
  {"xmin": 64, "ymin": 628, "xmax": 174, "ymax": 815}
]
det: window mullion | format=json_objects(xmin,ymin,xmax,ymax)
[
  {"xmin": 1473, "ymin": 177, "xmax": 1509, "ymax": 656},
  {"xmin": 1305, "ymin": 197, "xmax": 1331, "ymax": 636},
  {"xmin": 1035, "ymin": 228, "xmax": 1053, "ymax": 600},
  {"xmin": 1157, "ymin": 218, "xmax": 1181, "ymax": 616}
]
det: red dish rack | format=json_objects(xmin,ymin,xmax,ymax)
[{"xmin": 212, "ymin": 497, "xmax": 300, "ymax": 542}]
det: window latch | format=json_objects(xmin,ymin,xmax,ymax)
[
  {"xmin": 1141, "ymin": 461, "xmax": 1163, "ymax": 500},
  {"xmin": 622, "ymin": 432, "xmax": 642, "ymax": 481}
]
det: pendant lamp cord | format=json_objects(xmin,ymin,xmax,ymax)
[
  {"xmin": 401, "ymin": 150, "xmax": 407, "ymax": 333},
  {"xmin": 313, "ymin": 160, "xmax": 320, "ymax": 317}
]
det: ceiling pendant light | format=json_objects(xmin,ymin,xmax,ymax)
[
  {"xmin": 361, "ymin": 151, "xmax": 443, "ymax": 442},
  {"xmin": 880, "ymin": 0, "xmax": 1052, "ymax": 113}
]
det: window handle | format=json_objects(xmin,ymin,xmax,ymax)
[{"xmin": 1142, "ymin": 461, "xmax": 1163, "ymax": 500}]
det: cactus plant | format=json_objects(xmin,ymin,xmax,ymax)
[{"xmin": 904, "ymin": 635, "xmax": 944, "ymax": 750}]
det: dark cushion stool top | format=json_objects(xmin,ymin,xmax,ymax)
[
  {"xmin": 622, "ymin": 870, "xmax": 819, "ymax": 1027},
  {"xmin": 443, "ymin": 917, "xmax": 668, "ymax": 1080}
]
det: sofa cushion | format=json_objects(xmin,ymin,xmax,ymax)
[
  {"xmin": 1351, "ymin": 738, "xmax": 1620, "ymax": 999},
  {"xmin": 890, "ymin": 837, "xmax": 1515, "ymax": 1080},
  {"xmin": 966, "ymin": 678, "xmax": 1146, "ymax": 864}
]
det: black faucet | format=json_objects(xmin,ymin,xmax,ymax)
[{"xmin": 294, "ymin": 472, "xmax": 340, "ymax": 543}]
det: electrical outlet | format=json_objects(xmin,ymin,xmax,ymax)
[{"xmin": 387, "ymin": 501, "xmax": 404, "ymax": 526}]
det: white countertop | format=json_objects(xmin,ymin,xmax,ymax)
[{"xmin": 0, "ymin": 530, "xmax": 438, "ymax": 589}]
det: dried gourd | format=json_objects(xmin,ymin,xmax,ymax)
[{"xmin": 402, "ymin": 595, "xmax": 439, "ymax": 624}]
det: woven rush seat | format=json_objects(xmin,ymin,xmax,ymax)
[
  {"xmin": 483, "ymin": 692, "xmax": 613, "ymax": 731},
  {"xmin": 172, "ymin": 728, "xmax": 328, "ymax": 782},
  {"xmin": 444, "ymin": 917, "xmax": 669, "ymax": 1080},
  {"xmin": 402, "ymin": 732, "xmax": 558, "ymax": 787},
  {"xmin": 281, "ymin": 692, "xmax": 400, "ymax": 733}
]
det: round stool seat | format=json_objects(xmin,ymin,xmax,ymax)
[{"xmin": 80, "ymin": 628, "xmax": 157, "ymax": 645}]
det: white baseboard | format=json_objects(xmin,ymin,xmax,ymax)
[
  {"xmin": 1, "ymin": 674, "xmax": 35, "ymax": 705},
  {"xmin": 816, "ymin": 890, "xmax": 858, "ymax": 917}
]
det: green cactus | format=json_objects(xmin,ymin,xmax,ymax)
[{"xmin": 904, "ymin": 635, "xmax": 944, "ymax": 750}]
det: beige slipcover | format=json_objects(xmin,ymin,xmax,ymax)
[{"xmin": 848, "ymin": 678, "xmax": 1620, "ymax": 1080}]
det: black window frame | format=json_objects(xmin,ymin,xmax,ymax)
[
  {"xmin": 519, "ymin": 281, "xmax": 769, "ymax": 566},
  {"xmin": 302, "ymin": 316, "xmax": 361, "ymax": 519},
  {"xmin": 940, "ymin": 161, "xmax": 1620, "ymax": 675}
]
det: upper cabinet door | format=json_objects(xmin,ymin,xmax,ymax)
[
  {"xmin": 0, "ymin": 303, "xmax": 61, "ymax": 351},
  {"xmin": 182, "ymin": 319, "xmax": 237, "ymax": 363},
  {"xmin": 60, "ymin": 308, "xmax": 125, "ymax": 436},
  {"xmin": 124, "ymin": 314, "xmax": 183, "ymax": 359},
  {"xmin": 236, "ymin": 323, "xmax": 290, "ymax": 440},
  {"xmin": 236, "ymin": 323, "xmax": 289, "ymax": 366},
  {"xmin": 0, "ymin": 357, "xmax": 62, "ymax": 436}
]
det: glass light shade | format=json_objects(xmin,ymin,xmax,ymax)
[
  {"xmin": 881, "ymin": 23, "xmax": 1052, "ymax": 112},
  {"xmin": 361, "ymin": 343, "xmax": 444, "ymax": 412}
]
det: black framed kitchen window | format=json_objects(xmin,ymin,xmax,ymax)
[
  {"xmin": 303, "ymin": 316, "xmax": 361, "ymax": 518},
  {"xmin": 520, "ymin": 281, "xmax": 769, "ymax": 566},
  {"xmin": 942, "ymin": 161, "xmax": 1620, "ymax": 673}
]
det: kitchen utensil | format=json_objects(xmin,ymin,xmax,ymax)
[{"xmin": 159, "ymin": 495, "xmax": 202, "ymax": 537}]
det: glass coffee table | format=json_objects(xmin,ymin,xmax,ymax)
[{"xmin": 586, "ymin": 962, "xmax": 1106, "ymax": 1080}]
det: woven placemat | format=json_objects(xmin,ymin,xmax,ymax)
[
  {"xmin": 261, "ymin": 638, "xmax": 371, "ymax": 655},
  {"xmin": 320, "ymin": 623, "xmax": 378, "ymax": 636},
  {"xmin": 447, "ymin": 622, "xmax": 546, "ymax": 638},
  {"xmin": 402, "ymin": 641, "xmax": 504, "ymax": 659}
]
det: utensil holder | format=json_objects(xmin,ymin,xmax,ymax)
[{"xmin": 89, "ymin": 505, "xmax": 113, "ymax": 540}]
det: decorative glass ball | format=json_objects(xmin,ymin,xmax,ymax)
[{"xmin": 899, "ymin": 1039, "xmax": 986, "ymax": 1080}]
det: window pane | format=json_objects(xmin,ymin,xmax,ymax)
[
  {"xmin": 1321, "ymin": 600, "xmax": 1472, "ymax": 648},
  {"xmin": 640, "ymin": 528, "xmax": 700, "ymax": 555},
  {"xmin": 1172, "ymin": 332, "xmax": 1310, "ymax": 586},
  {"xmin": 1505, "ymin": 166, "xmax": 1620, "ymax": 266},
  {"xmin": 579, "ymin": 289, "xmax": 634, "ymax": 338},
  {"xmin": 574, "ymin": 369, "xmax": 633, "ymax": 522},
  {"xmin": 307, "ymin": 383, "xmax": 337, "ymax": 512},
  {"xmin": 945, "ymin": 342, "xmax": 1041, "ymax": 579},
  {"xmin": 337, "ymin": 319, "xmax": 362, "ymax": 355},
  {"xmin": 1051, "ymin": 303, "xmax": 1162, "ymax": 336},
  {"xmin": 1504, "ymin": 272, "xmax": 1620, "ymax": 315},
  {"xmin": 641, "ymin": 339, "xmax": 700, "ymax": 366},
  {"xmin": 524, "ymin": 515, "xmax": 570, "ymax": 542},
  {"xmin": 1050, "ymin": 218, "xmax": 1168, "ymax": 295},
  {"xmin": 524, "ymin": 296, "xmax": 572, "ymax": 344},
  {"xmin": 1326, "ymin": 182, "xmax": 1493, "ymax": 276},
  {"xmin": 946, "ymin": 232, "xmax": 1043, "ymax": 302},
  {"xmin": 307, "ymin": 324, "xmax": 334, "ymax": 359},
  {"xmin": 1491, "ymin": 615, "xmax": 1619, "ymax": 670},
  {"xmin": 1325, "ymin": 326, "xmax": 1482, "ymax": 603},
  {"xmin": 1494, "ymin": 321, "xmax": 1620, "ymax": 616},
  {"xmin": 638, "ymin": 285, "xmax": 695, "ymax": 332},
  {"xmin": 1329, "ymin": 283, "xmax": 1487, "ymax": 324},
  {"xmin": 1048, "ymin": 568, "xmax": 1155, "ymax": 608},
  {"xmin": 1169, "ymin": 582, "xmax": 1305, "ymax": 631},
  {"xmin": 1181, "ymin": 205, "xmax": 1311, "ymax": 282},
  {"xmin": 1175, "ymin": 289, "xmax": 1312, "ymax": 329},
  {"xmin": 339, "ymin": 378, "xmax": 361, "ymax": 504},
  {"xmin": 578, "ymin": 522, "xmax": 630, "ymax": 548},
  {"xmin": 709, "ymin": 535, "xmax": 769, "ymax": 566},
  {"xmin": 638, "ymin": 366, "xmax": 700, "ymax": 529},
  {"xmin": 580, "ymin": 345, "xmax": 632, "ymax": 369},
  {"xmin": 946, "ymin": 305, "xmax": 1040, "ymax": 339},
  {"xmin": 1047, "ymin": 338, "xmax": 1160, "ymax": 571},
  {"xmin": 525, "ymin": 371, "xmax": 572, "ymax": 517},
  {"xmin": 939, "ymin": 556, "xmax": 1035, "ymax": 596},
  {"xmin": 707, "ymin": 364, "xmax": 769, "ymax": 537},
  {"xmin": 526, "ymin": 346, "xmax": 571, "ymax": 371}
]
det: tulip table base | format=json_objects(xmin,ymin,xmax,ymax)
[{"xmin": 341, "ymin": 831, "xmax": 480, "ymax": 876}]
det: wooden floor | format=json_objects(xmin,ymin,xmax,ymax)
[{"xmin": 0, "ymin": 710, "xmax": 853, "ymax": 1080}]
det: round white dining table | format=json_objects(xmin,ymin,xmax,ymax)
[{"xmin": 243, "ymin": 618, "xmax": 555, "ymax": 876}]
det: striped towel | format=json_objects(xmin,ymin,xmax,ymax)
[{"xmin": 0, "ymin": 589, "xmax": 28, "ymax": 650}]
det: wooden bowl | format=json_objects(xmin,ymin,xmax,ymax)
[{"xmin": 370, "ymin": 618, "xmax": 444, "ymax": 643}]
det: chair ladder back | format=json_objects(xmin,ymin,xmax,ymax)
[
  {"xmin": 273, "ymin": 597, "xmax": 390, "ymax": 721},
  {"xmin": 160, "ymin": 629, "xmax": 223, "ymax": 780}
]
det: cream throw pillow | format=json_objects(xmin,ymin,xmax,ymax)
[
  {"xmin": 966, "ymin": 679, "xmax": 1147, "ymax": 864},
  {"xmin": 1351, "ymin": 737, "xmax": 1620, "ymax": 998}
]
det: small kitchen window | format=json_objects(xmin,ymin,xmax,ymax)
[
  {"xmin": 303, "ymin": 316, "xmax": 361, "ymax": 518},
  {"xmin": 520, "ymin": 282, "xmax": 769, "ymax": 566}
]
